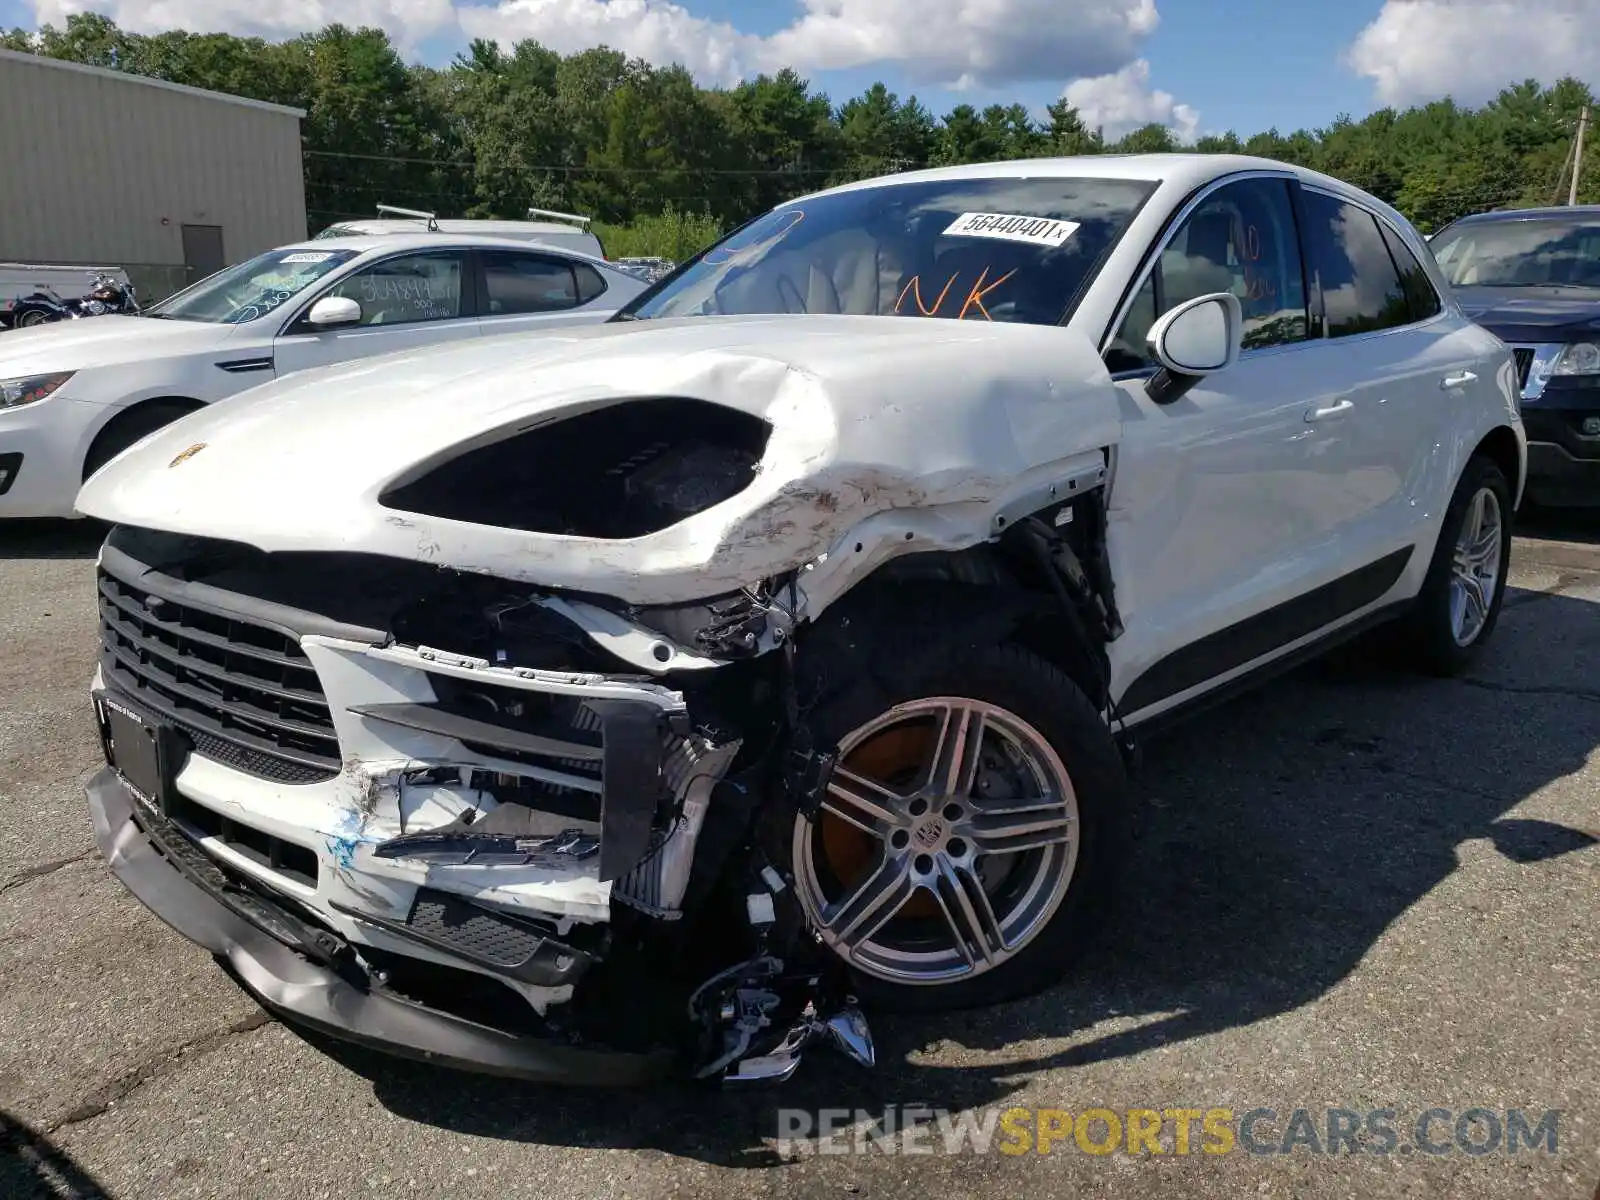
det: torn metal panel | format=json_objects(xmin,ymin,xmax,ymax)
[{"xmin": 75, "ymin": 315, "xmax": 1125, "ymax": 609}]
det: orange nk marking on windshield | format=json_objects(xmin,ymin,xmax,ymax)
[
  {"xmin": 894, "ymin": 272, "xmax": 959, "ymax": 316},
  {"xmin": 894, "ymin": 267, "xmax": 1018, "ymax": 320},
  {"xmin": 958, "ymin": 266, "xmax": 1017, "ymax": 321}
]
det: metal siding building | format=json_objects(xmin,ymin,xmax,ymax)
[{"xmin": 0, "ymin": 49, "xmax": 307, "ymax": 300}]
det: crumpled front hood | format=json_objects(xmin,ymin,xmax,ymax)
[
  {"xmin": 0, "ymin": 314, "xmax": 241, "ymax": 374},
  {"xmin": 76, "ymin": 314, "xmax": 1123, "ymax": 606}
]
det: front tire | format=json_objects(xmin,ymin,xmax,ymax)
[
  {"xmin": 784, "ymin": 642, "xmax": 1130, "ymax": 1013},
  {"xmin": 1404, "ymin": 454, "xmax": 1513, "ymax": 676}
]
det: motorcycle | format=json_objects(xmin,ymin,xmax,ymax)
[{"xmin": 8, "ymin": 272, "xmax": 139, "ymax": 328}]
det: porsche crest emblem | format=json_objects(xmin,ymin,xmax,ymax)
[{"xmin": 168, "ymin": 443, "xmax": 207, "ymax": 468}]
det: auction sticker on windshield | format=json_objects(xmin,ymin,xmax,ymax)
[
  {"xmin": 281, "ymin": 252, "xmax": 337, "ymax": 264},
  {"xmin": 944, "ymin": 213, "xmax": 1080, "ymax": 247}
]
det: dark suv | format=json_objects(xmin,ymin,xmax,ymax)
[{"xmin": 1431, "ymin": 205, "xmax": 1600, "ymax": 505}]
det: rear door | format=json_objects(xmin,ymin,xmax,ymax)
[
  {"xmin": 272, "ymin": 248, "xmax": 479, "ymax": 377},
  {"xmin": 1293, "ymin": 185, "xmax": 1478, "ymax": 567},
  {"xmin": 475, "ymin": 249, "xmax": 620, "ymax": 335}
]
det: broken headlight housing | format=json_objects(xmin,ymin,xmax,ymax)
[{"xmin": 0, "ymin": 371, "xmax": 75, "ymax": 409}]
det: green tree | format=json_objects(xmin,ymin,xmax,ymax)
[
  {"xmin": 725, "ymin": 68, "xmax": 842, "ymax": 212},
  {"xmin": 1111, "ymin": 123, "xmax": 1179, "ymax": 154},
  {"xmin": 1045, "ymin": 97, "xmax": 1104, "ymax": 155},
  {"xmin": 10, "ymin": 13, "xmax": 1600, "ymax": 236}
]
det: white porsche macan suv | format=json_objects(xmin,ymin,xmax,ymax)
[{"xmin": 75, "ymin": 154, "xmax": 1524, "ymax": 1086}]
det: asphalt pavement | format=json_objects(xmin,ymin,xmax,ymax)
[{"xmin": 1, "ymin": 514, "xmax": 1596, "ymax": 1200}]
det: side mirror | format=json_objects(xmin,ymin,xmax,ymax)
[
  {"xmin": 306, "ymin": 295, "xmax": 362, "ymax": 329},
  {"xmin": 1144, "ymin": 292, "xmax": 1243, "ymax": 404}
]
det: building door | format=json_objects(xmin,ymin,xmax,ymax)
[{"xmin": 180, "ymin": 224, "xmax": 226, "ymax": 285}]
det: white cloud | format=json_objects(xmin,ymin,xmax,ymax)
[
  {"xmin": 457, "ymin": 0, "xmax": 767, "ymax": 83},
  {"xmin": 1061, "ymin": 58, "xmax": 1198, "ymax": 142},
  {"xmin": 31, "ymin": 0, "xmax": 460, "ymax": 50},
  {"xmin": 26, "ymin": 0, "xmax": 1166, "ymax": 90},
  {"xmin": 760, "ymin": 0, "xmax": 1160, "ymax": 87},
  {"xmin": 1347, "ymin": 0, "xmax": 1599, "ymax": 107}
]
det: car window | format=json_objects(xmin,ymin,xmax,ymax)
[
  {"xmin": 1299, "ymin": 191, "xmax": 1413, "ymax": 337},
  {"xmin": 624, "ymin": 176, "xmax": 1157, "ymax": 328},
  {"xmin": 321, "ymin": 251, "xmax": 466, "ymax": 326},
  {"xmin": 1377, "ymin": 220, "xmax": 1442, "ymax": 322},
  {"xmin": 574, "ymin": 262, "xmax": 608, "ymax": 304},
  {"xmin": 1106, "ymin": 177, "xmax": 1309, "ymax": 373},
  {"xmin": 483, "ymin": 253, "xmax": 580, "ymax": 314}
]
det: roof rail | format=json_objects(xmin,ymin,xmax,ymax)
[
  {"xmin": 376, "ymin": 204, "xmax": 440, "ymax": 232},
  {"xmin": 527, "ymin": 207, "xmax": 593, "ymax": 231}
]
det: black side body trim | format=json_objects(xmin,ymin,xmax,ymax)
[
  {"xmin": 1126, "ymin": 600, "xmax": 1412, "ymax": 737},
  {"xmin": 1120, "ymin": 546, "xmax": 1415, "ymax": 714},
  {"xmin": 215, "ymin": 357, "xmax": 275, "ymax": 374}
]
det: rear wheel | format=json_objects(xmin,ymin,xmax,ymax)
[
  {"xmin": 14, "ymin": 307, "xmax": 52, "ymax": 328},
  {"xmin": 785, "ymin": 643, "xmax": 1130, "ymax": 1012},
  {"xmin": 1404, "ymin": 454, "xmax": 1513, "ymax": 676}
]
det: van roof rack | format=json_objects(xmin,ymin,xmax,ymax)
[
  {"xmin": 527, "ymin": 207, "xmax": 593, "ymax": 231},
  {"xmin": 375, "ymin": 204, "xmax": 440, "ymax": 232}
]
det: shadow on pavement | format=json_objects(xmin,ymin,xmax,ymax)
[
  {"xmin": 0, "ymin": 1110, "xmax": 111, "ymax": 1199},
  {"xmin": 0, "ymin": 519, "xmax": 106, "ymax": 560},
  {"xmin": 264, "ymin": 586, "xmax": 1600, "ymax": 1168},
  {"xmin": 1515, "ymin": 504, "xmax": 1599, "ymax": 547}
]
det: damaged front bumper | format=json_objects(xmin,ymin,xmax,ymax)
[
  {"xmin": 83, "ymin": 527, "xmax": 771, "ymax": 1082},
  {"xmin": 86, "ymin": 765, "xmax": 675, "ymax": 1085}
]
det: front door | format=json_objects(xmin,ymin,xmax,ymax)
[
  {"xmin": 272, "ymin": 249, "xmax": 479, "ymax": 378},
  {"xmin": 1101, "ymin": 176, "xmax": 1377, "ymax": 719}
]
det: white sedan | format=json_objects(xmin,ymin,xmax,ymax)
[
  {"xmin": 76, "ymin": 153, "xmax": 1523, "ymax": 1086},
  {"xmin": 0, "ymin": 232, "xmax": 646, "ymax": 518}
]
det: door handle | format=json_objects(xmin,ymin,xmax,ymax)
[
  {"xmin": 1305, "ymin": 399, "xmax": 1354, "ymax": 422},
  {"xmin": 1440, "ymin": 370, "xmax": 1477, "ymax": 389}
]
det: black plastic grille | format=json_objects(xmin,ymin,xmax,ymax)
[
  {"xmin": 1513, "ymin": 346, "xmax": 1534, "ymax": 388},
  {"xmin": 97, "ymin": 568, "xmax": 340, "ymax": 784}
]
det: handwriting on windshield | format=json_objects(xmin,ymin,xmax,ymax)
[{"xmin": 894, "ymin": 266, "xmax": 1018, "ymax": 321}]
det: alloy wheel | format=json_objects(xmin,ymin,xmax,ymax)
[
  {"xmin": 1449, "ymin": 485, "xmax": 1503, "ymax": 647},
  {"xmin": 793, "ymin": 697, "xmax": 1080, "ymax": 986}
]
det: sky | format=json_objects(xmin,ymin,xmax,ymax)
[{"xmin": 2, "ymin": 0, "xmax": 1598, "ymax": 140}]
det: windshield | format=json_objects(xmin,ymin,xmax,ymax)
[
  {"xmin": 621, "ymin": 176, "xmax": 1157, "ymax": 326},
  {"xmin": 313, "ymin": 226, "xmax": 359, "ymax": 240},
  {"xmin": 146, "ymin": 248, "xmax": 360, "ymax": 322},
  {"xmin": 1430, "ymin": 216, "xmax": 1600, "ymax": 288}
]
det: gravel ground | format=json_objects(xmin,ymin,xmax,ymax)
[{"xmin": 1, "ymin": 515, "xmax": 1596, "ymax": 1200}]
